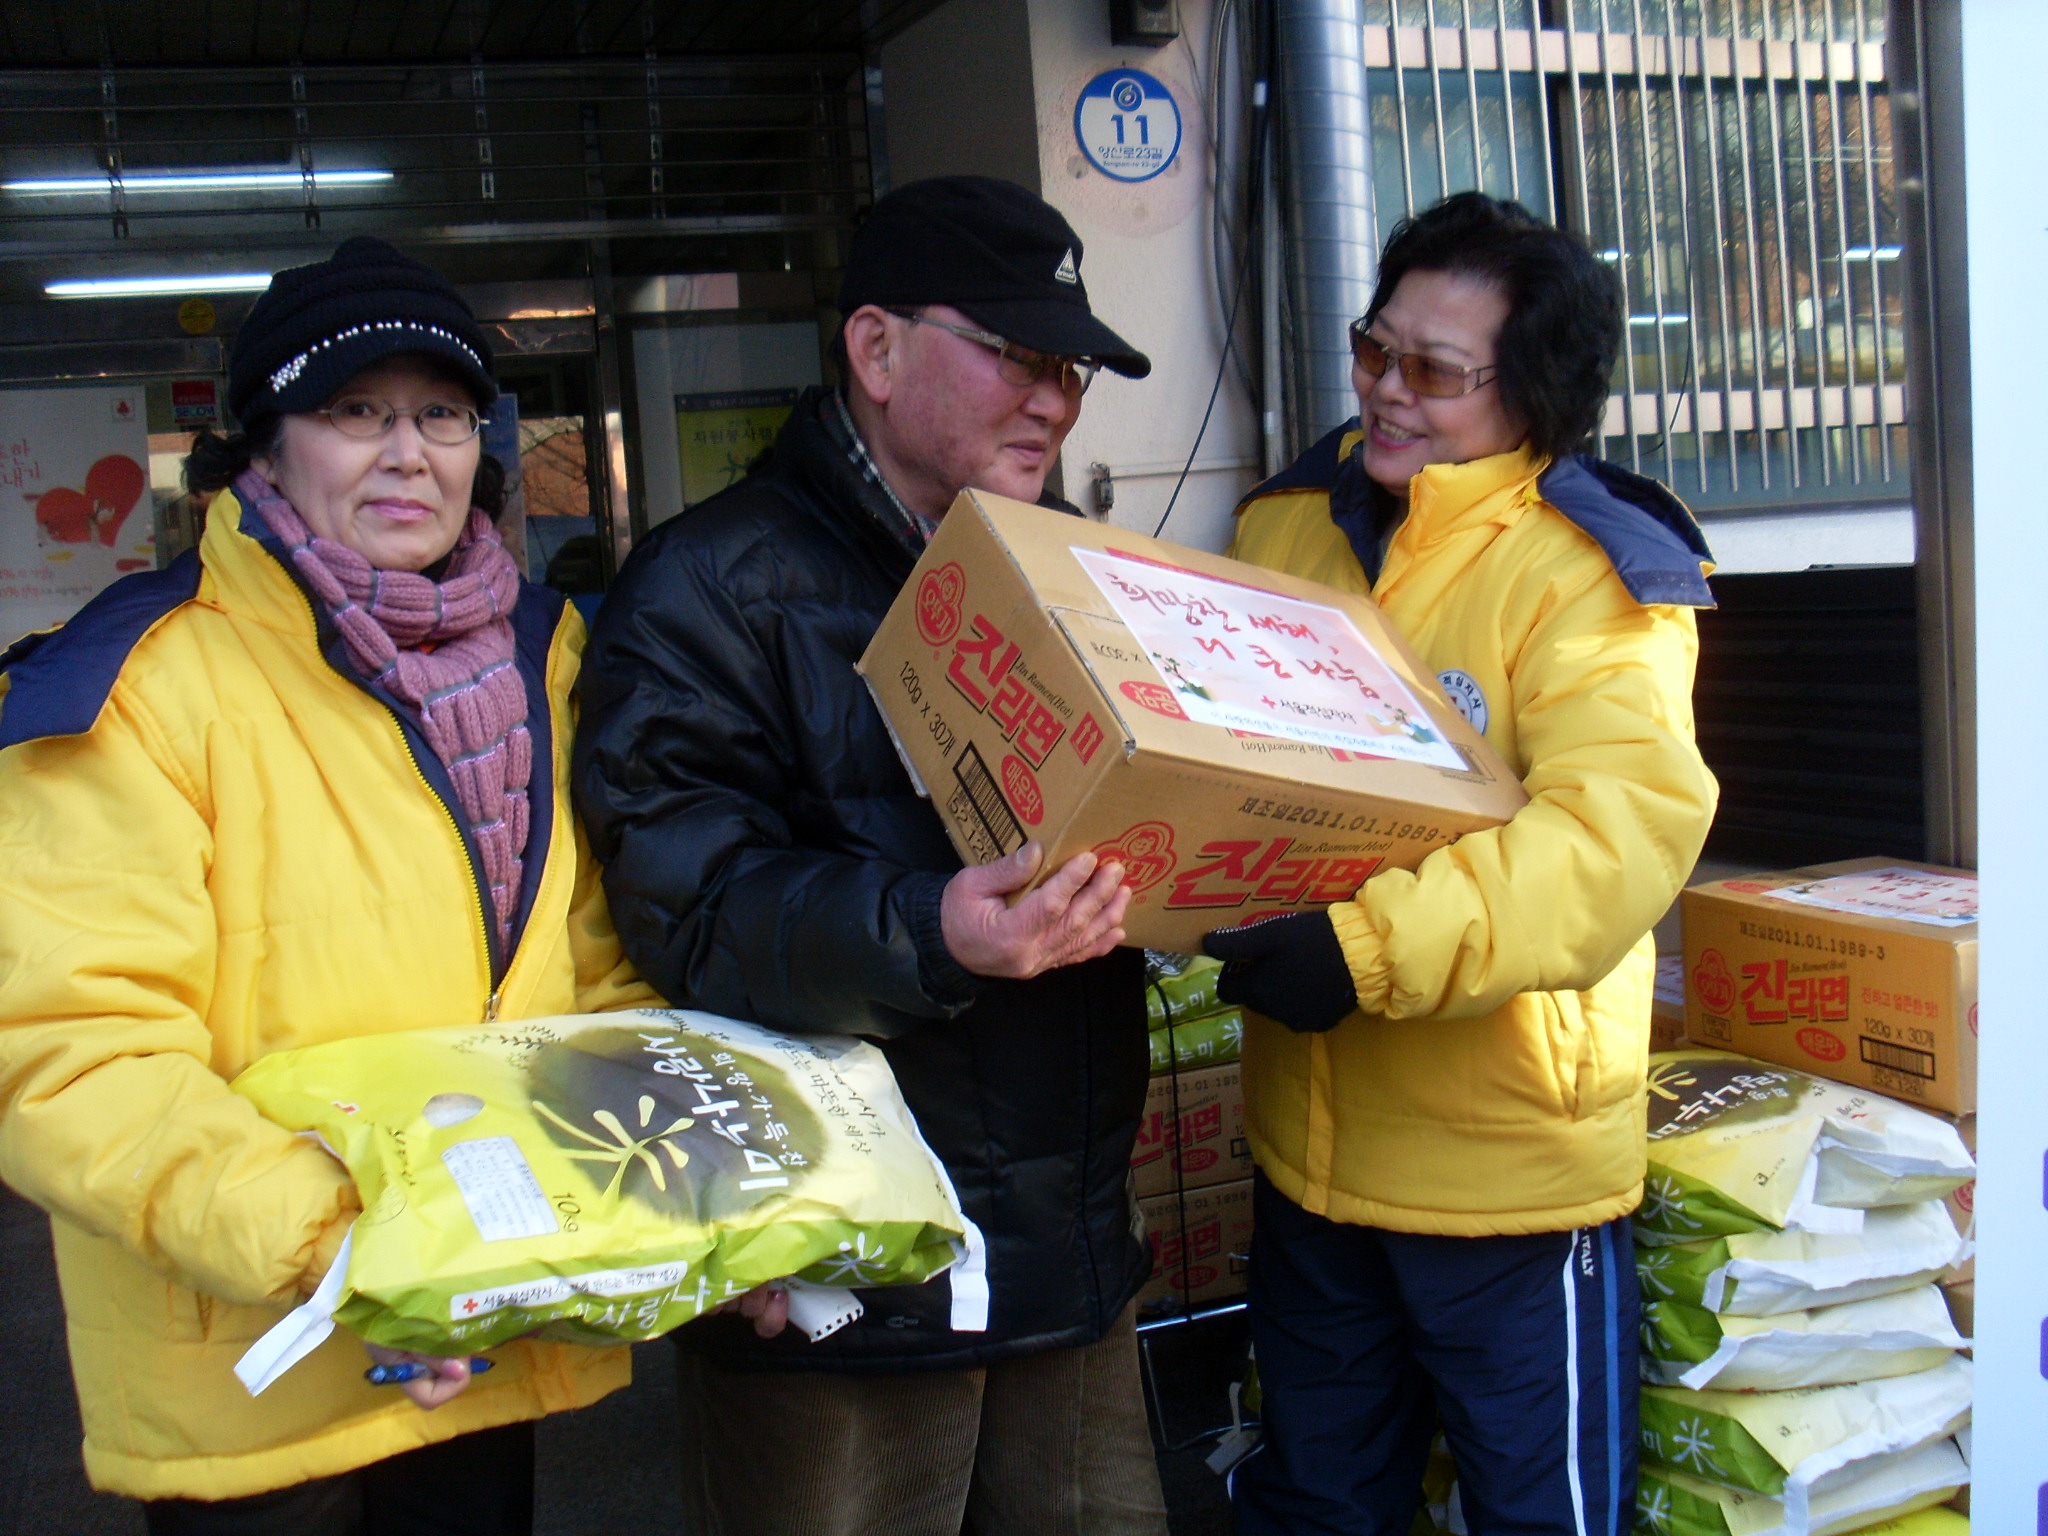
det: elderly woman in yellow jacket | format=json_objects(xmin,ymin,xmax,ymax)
[
  {"xmin": 0, "ymin": 239, "xmax": 658, "ymax": 1534},
  {"xmin": 1207, "ymin": 194, "xmax": 1718, "ymax": 1534}
]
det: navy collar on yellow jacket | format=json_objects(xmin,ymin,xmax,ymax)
[
  {"xmin": 0, "ymin": 550, "xmax": 203, "ymax": 751},
  {"xmin": 1241, "ymin": 420, "xmax": 1354, "ymax": 504},
  {"xmin": 1237, "ymin": 420, "xmax": 1716, "ymax": 609},
  {"xmin": 1539, "ymin": 453, "xmax": 1715, "ymax": 608},
  {"xmin": 0, "ymin": 497, "xmax": 567, "ymax": 984},
  {"xmin": 234, "ymin": 492, "xmax": 564, "ymax": 982}
]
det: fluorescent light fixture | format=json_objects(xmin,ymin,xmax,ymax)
[
  {"xmin": 1628, "ymin": 314, "xmax": 1692, "ymax": 325},
  {"xmin": 1843, "ymin": 245, "xmax": 1902, "ymax": 260},
  {"xmin": 1598, "ymin": 249, "xmax": 1623, "ymax": 261},
  {"xmin": 6, "ymin": 169, "xmax": 391, "ymax": 194},
  {"xmin": 47, "ymin": 273, "xmax": 273, "ymax": 298}
]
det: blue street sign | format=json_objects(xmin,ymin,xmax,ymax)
[{"xmin": 1073, "ymin": 69, "xmax": 1182, "ymax": 184}]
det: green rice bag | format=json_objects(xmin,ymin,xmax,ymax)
[
  {"xmin": 230, "ymin": 1009, "xmax": 970, "ymax": 1376},
  {"xmin": 1635, "ymin": 1436, "xmax": 1967, "ymax": 1536},
  {"xmin": 1146, "ymin": 953, "xmax": 1225, "ymax": 1029},
  {"xmin": 1635, "ymin": 1203, "xmax": 1968, "ymax": 1317},
  {"xmin": 1638, "ymin": 1357, "xmax": 1970, "ymax": 1524},
  {"xmin": 1639, "ymin": 1054, "xmax": 1974, "ymax": 1248},
  {"xmin": 1148, "ymin": 1008, "xmax": 1244, "ymax": 1074},
  {"xmin": 1640, "ymin": 1284, "xmax": 1962, "ymax": 1391},
  {"xmin": 1836, "ymin": 1507, "xmax": 1970, "ymax": 1535}
]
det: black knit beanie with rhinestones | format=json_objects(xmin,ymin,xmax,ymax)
[{"xmin": 227, "ymin": 236, "xmax": 497, "ymax": 426}]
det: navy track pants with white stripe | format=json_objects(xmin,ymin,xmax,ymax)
[{"xmin": 1232, "ymin": 1170, "xmax": 1639, "ymax": 1536}]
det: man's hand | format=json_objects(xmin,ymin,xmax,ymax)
[
  {"xmin": 941, "ymin": 843, "xmax": 1129, "ymax": 979},
  {"xmin": 361, "ymin": 1341, "xmax": 483, "ymax": 1411}
]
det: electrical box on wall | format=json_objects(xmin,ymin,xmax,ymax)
[{"xmin": 1110, "ymin": 0, "xmax": 1180, "ymax": 46}]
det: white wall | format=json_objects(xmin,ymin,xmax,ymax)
[
  {"xmin": 881, "ymin": 0, "xmax": 1262, "ymax": 553},
  {"xmin": 1697, "ymin": 506, "xmax": 1915, "ymax": 575},
  {"xmin": 1959, "ymin": 0, "xmax": 2048, "ymax": 1525},
  {"xmin": 1025, "ymin": 0, "xmax": 1261, "ymax": 554}
]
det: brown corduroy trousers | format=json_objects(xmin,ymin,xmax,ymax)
[{"xmin": 673, "ymin": 1305, "xmax": 1169, "ymax": 1536}]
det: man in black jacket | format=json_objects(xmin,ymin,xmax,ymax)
[{"xmin": 574, "ymin": 177, "xmax": 1166, "ymax": 1535}]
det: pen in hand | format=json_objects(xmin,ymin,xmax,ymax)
[{"xmin": 364, "ymin": 1357, "xmax": 495, "ymax": 1386}]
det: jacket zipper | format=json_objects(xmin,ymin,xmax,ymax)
[{"xmin": 276, "ymin": 575, "xmax": 506, "ymax": 1015}]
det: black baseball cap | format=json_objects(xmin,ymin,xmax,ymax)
[{"xmin": 838, "ymin": 176, "xmax": 1151, "ymax": 379}]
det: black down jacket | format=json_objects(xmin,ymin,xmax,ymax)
[{"xmin": 573, "ymin": 387, "xmax": 1151, "ymax": 1371}]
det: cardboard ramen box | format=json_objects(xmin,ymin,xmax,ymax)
[
  {"xmin": 1131, "ymin": 1059, "xmax": 1251, "ymax": 1199},
  {"xmin": 1137, "ymin": 1178, "xmax": 1254, "ymax": 1310},
  {"xmin": 1942, "ymin": 1279, "xmax": 1973, "ymax": 1338},
  {"xmin": 856, "ymin": 491, "xmax": 1527, "ymax": 951},
  {"xmin": 1943, "ymin": 1112, "xmax": 1976, "ymax": 1284},
  {"xmin": 1650, "ymin": 953, "xmax": 1688, "ymax": 1053},
  {"xmin": 1681, "ymin": 859, "xmax": 1978, "ymax": 1115}
]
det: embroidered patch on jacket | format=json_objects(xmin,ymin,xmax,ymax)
[{"xmin": 1437, "ymin": 669, "xmax": 1489, "ymax": 734}]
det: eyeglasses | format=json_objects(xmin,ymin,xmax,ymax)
[
  {"xmin": 315, "ymin": 396, "xmax": 489, "ymax": 445},
  {"xmin": 1348, "ymin": 321, "xmax": 1499, "ymax": 399},
  {"xmin": 886, "ymin": 309, "xmax": 1099, "ymax": 396}
]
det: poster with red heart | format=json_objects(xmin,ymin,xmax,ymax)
[{"xmin": 0, "ymin": 386, "xmax": 154, "ymax": 647}]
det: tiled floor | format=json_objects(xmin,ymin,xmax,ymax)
[{"xmin": 0, "ymin": 1186, "xmax": 1241, "ymax": 1535}]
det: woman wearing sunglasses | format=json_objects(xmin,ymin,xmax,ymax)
[
  {"xmin": 0, "ymin": 238, "xmax": 674, "ymax": 1533},
  {"xmin": 1207, "ymin": 192, "xmax": 1719, "ymax": 1534}
]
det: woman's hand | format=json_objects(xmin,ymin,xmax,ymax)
[
  {"xmin": 1204, "ymin": 912, "xmax": 1359, "ymax": 1032},
  {"xmin": 361, "ymin": 1341, "xmax": 485, "ymax": 1410}
]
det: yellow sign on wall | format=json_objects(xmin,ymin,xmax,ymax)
[{"xmin": 675, "ymin": 388, "xmax": 798, "ymax": 508}]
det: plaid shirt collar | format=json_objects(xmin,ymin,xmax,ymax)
[{"xmin": 828, "ymin": 389, "xmax": 939, "ymax": 547}]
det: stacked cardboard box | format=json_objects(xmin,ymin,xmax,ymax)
[
  {"xmin": 1680, "ymin": 860, "xmax": 1976, "ymax": 1115},
  {"xmin": 1680, "ymin": 858, "xmax": 1980, "ymax": 1353},
  {"xmin": 1134, "ymin": 954, "xmax": 1255, "ymax": 1310},
  {"xmin": 1652, "ymin": 952, "xmax": 1689, "ymax": 1053}
]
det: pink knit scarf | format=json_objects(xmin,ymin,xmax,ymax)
[{"xmin": 238, "ymin": 468, "xmax": 532, "ymax": 953}]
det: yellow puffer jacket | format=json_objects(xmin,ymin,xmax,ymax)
[
  {"xmin": 0, "ymin": 488, "xmax": 655, "ymax": 1501},
  {"xmin": 1228, "ymin": 434, "xmax": 1718, "ymax": 1236}
]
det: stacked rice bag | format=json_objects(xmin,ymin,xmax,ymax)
[
  {"xmin": 1634, "ymin": 1052, "xmax": 1974, "ymax": 1536},
  {"xmin": 1146, "ymin": 952, "xmax": 1244, "ymax": 1073}
]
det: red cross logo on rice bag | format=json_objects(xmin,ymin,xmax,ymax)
[
  {"xmin": 915, "ymin": 562, "xmax": 967, "ymax": 646},
  {"xmin": 1120, "ymin": 679, "xmax": 1188, "ymax": 720},
  {"xmin": 1692, "ymin": 947, "xmax": 1735, "ymax": 1014},
  {"xmin": 1093, "ymin": 820, "xmax": 1177, "ymax": 895}
]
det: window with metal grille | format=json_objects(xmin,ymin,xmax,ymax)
[
  {"xmin": 1360, "ymin": 0, "xmax": 1900, "ymax": 512},
  {"xmin": 0, "ymin": 56, "xmax": 873, "ymax": 249}
]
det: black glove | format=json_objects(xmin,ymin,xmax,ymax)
[{"xmin": 1202, "ymin": 911, "xmax": 1358, "ymax": 1033}]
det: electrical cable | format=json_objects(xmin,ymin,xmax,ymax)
[
  {"xmin": 1153, "ymin": 234, "xmax": 1257, "ymax": 540},
  {"xmin": 1155, "ymin": 4, "xmax": 1272, "ymax": 541},
  {"xmin": 1207, "ymin": 0, "xmax": 1259, "ymax": 401},
  {"xmin": 1632, "ymin": 335, "xmax": 1696, "ymax": 463}
]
